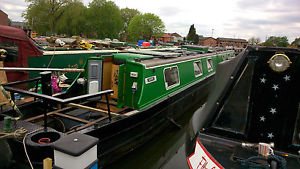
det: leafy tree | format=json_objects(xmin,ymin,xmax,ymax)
[
  {"xmin": 87, "ymin": 0, "xmax": 123, "ymax": 39},
  {"xmin": 23, "ymin": 0, "xmax": 69, "ymax": 35},
  {"xmin": 127, "ymin": 13, "xmax": 165, "ymax": 42},
  {"xmin": 120, "ymin": 8, "xmax": 141, "ymax": 40},
  {"xmin": 291, "ymin": 37, "xmax": 300, "ymax": 47},
  {"xmin": 187, "ymin": 24, "xmax": 196, "ymax": 43},
  {"xmin": 194, "ymin": 34, "xmax": 199, "ymax": 44},
  {"xmin": 264, "ymin": 36, "xmax": 289, "ymax": 47},
  {"xmin": 56, "ymin": 0, "xmax": 87, "ymax": 36},
  {"xmin": 248, "ymin": 37, "xmax": 261, "ymax": 45},
  {"xmin": 8, "ymin": 18, "xmax": 11, "ymax": 26}
]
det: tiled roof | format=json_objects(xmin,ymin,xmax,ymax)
[{"xmin": 217, "ymin": 37, "xmax": 247, "ymax": 42}]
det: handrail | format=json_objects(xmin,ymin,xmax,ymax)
[
  {"xmin": 2, "ymin": 77, "xmax": 41, "ymax": 86},
  {"xmin": 3, "ymin": 86, "xmax": 113, "ymax": 104}
]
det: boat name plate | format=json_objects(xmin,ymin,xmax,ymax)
[{"xmin": 145, "ymin": 76, "xmax": 157, "ymax": 84}]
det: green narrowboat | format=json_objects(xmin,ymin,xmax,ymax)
[
  {"xmin": 77, "ymin": 50, "xmax": 234, "ymax": 110},
  {"xmin": 1, "ymin": 41, "xmax": 234, "ymax": 167}
]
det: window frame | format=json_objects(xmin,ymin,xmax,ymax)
[
  {"xmin": 193, "ymin": 60, "xmax": 203, "ymax": 77},
  {"xmin": 163, "ymin": 65, "xmax": 180, "ymax": 90},
  {"xmin": 207, "ymin": 58, "xmax": 214, "ymax": 72}
]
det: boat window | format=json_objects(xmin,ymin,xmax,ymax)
[
  {"xmin": 207, "ymin": 59, "xmax": 213, "ymax": 72},
  {"xmin": 292, "ymin": 105, "xmax": 300, "ymax": 145},
  {"xmin": 164, "ymin": 66, "xmax": 180, "ymax": 90},
  {"xmin": 222, "ymin": 55, "xmax": 226, "ymax": 61},
  {"xmin": 212, "ymin": 60, "xmax": 254, "ymax": 134},
  {"xmin": 193, "ymin": 61, "xmax": 203, "ymax": 77},
  {"xmin": 0, "ymin": 41, "xmax": 18, "ymax": 62}
]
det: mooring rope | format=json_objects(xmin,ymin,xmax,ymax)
[
  {"xmin": 0, "ymin": 84, "xmax": 23, "ymax": 120},
  {"xmin": 238, "ymin": 155, "xmax": 287, "ymax": 169},
  {"xmin": 0, "ymin": 127, "xmax": 27, "ymax": 140}
]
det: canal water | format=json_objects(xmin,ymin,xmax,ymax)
[{"xmin": 106, "ymin": 98, "xmax": 207, "ymax": 169}]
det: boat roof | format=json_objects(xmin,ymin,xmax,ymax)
[
  {"xmin": 113, "ymin": 50, "xmax": 233, "ymax": 68},
  {"xmin": 140, "ymin": 52, "xmax": 213, "ymax": 68},
  {"xmin": 0, "ymin": 25, "xmax": 30, "ymax": 41},
  {"xmin": 43, "ymin": 49, "xmax": 120, "ymax": 55}
]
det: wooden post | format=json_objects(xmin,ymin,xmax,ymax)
[{"xmin": 43, "ymin": 158, "xmax": 52, "ymax": 169}]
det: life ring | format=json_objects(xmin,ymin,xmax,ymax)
[{"xmin": 38, "ymin": 138, "xmax": 51, "ymax": 144}]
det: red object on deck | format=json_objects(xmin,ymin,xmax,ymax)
[
  {"xmin": 142, "ymin": 42, "xmax": 151, "ymax": 47},
  {"xmin": 0, "ymin": 26, "xmax": 43, "ymax": 82}
]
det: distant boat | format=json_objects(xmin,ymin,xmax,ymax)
[{"xmin": 0, "ymin": 25, "xmax": 120, "ymax": 83}]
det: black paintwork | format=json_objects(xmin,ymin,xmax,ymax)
[
  {"xmin": 185, "ymin": 46, "xmax": 300, "ymax": 169},
  {"xmin": 0, "ymin": 66, "xmax": 215, "ymax": 168}
]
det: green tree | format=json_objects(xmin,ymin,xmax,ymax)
[
  {"xmin": 23, "ymin": 0, "xmax": 69, "ymax": 35},
  {"xmin": 194, "ymin": 34, "xmax": 199, "ymax": 44},
  {"xmin": 120, "ymin": 8, "xmax": 141, "ymax": 40},
  {"xmin": 186, "ymin": 24, "xmax": 196, "ymax": 43},
  {"xmin": 127, "ymin": 13, "xmax": 165, "ymax": 42},
  {"xmin": 264, "ymin": 36, "xmax": 289, "ymax": 47},
  {"xmin": 56, "ymin": 0, "xmax": 87, "ymax": 36},
  {"xmin": 248, "ymin": 37, "xmax": 261, "ymax": 45},
  {"xmin": 291, "ymin": 37, "xmax": 300, "ymax": 47},
  {"xmin": 87, "ymin": 0, "xmax": 123, "ymax": 39},
  {"xmin": 8, "ymin": 18, "xmax": 11, "ymax": 26}
]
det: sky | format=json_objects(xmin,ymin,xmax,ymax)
[{"xmin": 1, "ymin": 0, "xmax": 299, "ymax": 42}]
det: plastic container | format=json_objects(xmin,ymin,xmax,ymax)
[{"xmin": 14, "ymin": 93, "xmax": 20, "ymax": 100}]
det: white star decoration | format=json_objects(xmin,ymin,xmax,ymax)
[
  {"xmin": 260, "ymin": 77, "xmax": 266, "ymax": 83},
  {"xmin": 268, "ymin": 132, "xmax": 274, "ymax": 139},
  {"xmin": 270, "ymin": 108, "xmax": 277, "ymax": 115},
  {"xmin": 260, "ymin": 116, "xmax": 266, "ymax": 122},
  {"xmin": 283, "ymin": 75, "xmax": 290, "ymax": 82},
  {"xmin": 272, "ymin": 84, "xmax": 279, "ymax": 91}
]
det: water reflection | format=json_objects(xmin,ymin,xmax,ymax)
[{"xmin": 106, "ymin": 100, "xmax": 206, "ymax": 169}]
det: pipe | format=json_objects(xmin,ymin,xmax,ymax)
[
  {"xmin": 67, "ymin": 103, "xmax": 119, "ymax": 116},
  {"xmin": 0, "ymin": 67, "xmax": 84, "ymax": 72}
]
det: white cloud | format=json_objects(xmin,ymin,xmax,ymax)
[{"xmin": 1, "ymin": 0, "xmax": 299, "ymax": 42}]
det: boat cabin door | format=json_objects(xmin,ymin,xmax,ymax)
[{"xmin": 88, "ymin": 60, "xmax": 103, "ymax": 94}]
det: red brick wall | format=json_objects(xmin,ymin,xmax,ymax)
[
  {"xmin": 0, "ymin": 10, "xmax": 8, "ymax": 26},
  {"xmin": 203, "ymin": 38, "xmax": 217, "ymax": 47},
  {"xmin": 216, "ymin": 39, "xmax": 248, "ymax": 48}
]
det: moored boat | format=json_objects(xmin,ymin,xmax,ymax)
[
  {"xmin": 0, "ymin": 25, "xmax": 121, "ymax": 83},
  {"xmin": 0, "ymin": 30, "xmax": 234, "ymax": 168},
  {"xmin": 160, "ymin": 46, "xmax": 300, "ymax": 169}
]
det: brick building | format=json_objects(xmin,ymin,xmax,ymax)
[
  {"xmin": 216, "ymin": 38, "xmax": 248, "ymax": 48},
  {"xmin": 154, "ymin": 33, "xmax": 183, "ymax": 43},
  {"xmin": 0, "ymin": 10, "xmax": 8, "ymax": 26},
  {"xmin": 198, "ymin": 37, "xmax": 217, "ymax": 47},
  {"xmin": 157, "ymin": 33, "xmax": 172, "ymax": 43}
]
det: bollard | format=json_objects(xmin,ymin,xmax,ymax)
[{"xmin": 43, "ymin": 158, "xmax": 52, "ymax": 169}]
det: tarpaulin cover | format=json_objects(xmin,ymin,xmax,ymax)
[{"xmin": 0, "ymin": 26, "xmax": 43, "ymax": 82}]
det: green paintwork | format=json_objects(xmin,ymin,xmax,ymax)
[
  {"xmin": 75, "ymin": 50, "xmax": 234, "ymax": 111},
  {"xmin": 28, "ymin": 51, "xmax": 116, "ymax": 80},
  {"xmin": 113, "ymin": 53, "xmax": 153, "ymax": 61}
]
